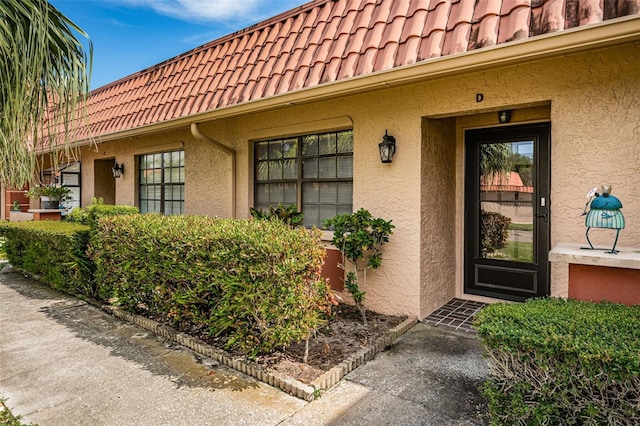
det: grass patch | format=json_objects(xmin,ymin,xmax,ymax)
[
  {"xmin": 504, "ymin": 241, "xmax": 533, "ymax": 263},
  {"xmin": 0, "ymin": 398, "xmax": 34, "ymax": 426},
  {"xmin": 491, "ymin": 241, "xmax": 533, "ymax": 263},
  {"xmin": 508, "ymin": 223, "xmax": 533, "ymax": 231}
]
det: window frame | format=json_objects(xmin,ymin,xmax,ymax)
[
  {"xmin": 253, "ymin": 129, "xmax": 353, "ymax": 228},
  {"xmin": 138, "ymin": 150, "xmax": 185, "ymax": 215}
]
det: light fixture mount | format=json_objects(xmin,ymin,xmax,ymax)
[
  {"xmin": 112, "ymin": 162, "xmax": 124, "ymax": 178},
  {"xmin": 498, "ymin": 110, "xmax": 512, "ymax": 124}
]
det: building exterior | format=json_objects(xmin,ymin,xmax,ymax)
[{"xmin": 8, "ymin": 0, "xmax": 640, "ymax": 318}]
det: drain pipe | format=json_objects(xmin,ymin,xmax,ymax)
[{"xmin": 190, "ymin": 123, "xmax": 236, "ymax": 218}]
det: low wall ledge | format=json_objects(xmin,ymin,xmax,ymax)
[{"xmin": 549, "ymin": 243, "xmax": 640, "ymax": 270}]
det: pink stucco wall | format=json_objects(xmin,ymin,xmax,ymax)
[{"xmin": 79, "ymin": 42, "xmax": 640, "ymax": 319}]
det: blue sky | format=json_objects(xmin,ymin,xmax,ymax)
[{"xmin": 50, "ymin": 0, "xmax": 307, "ymax": 90}]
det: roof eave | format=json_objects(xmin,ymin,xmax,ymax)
[{"xmin": 83, "ymin": 15, "xmax": 640, "ymax": 145}]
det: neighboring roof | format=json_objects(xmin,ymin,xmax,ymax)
[
  {"xmin": 83, "ymin": 0, "xmax": 640, "ymax": 140},
  {"xmin": 481, "ymin": 171, "xmax": 533, "ymax": 193}
]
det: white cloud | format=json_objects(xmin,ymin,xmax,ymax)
[{"xmin": 108, "ymin": 0, "xmax": 266, "ymax": 23}]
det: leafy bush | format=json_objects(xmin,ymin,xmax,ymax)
[
  {"xmin": 88, "ymin": 214, "xmax": 333, "ymax": 355},
  {"xmin": 480, "ymin": 210, "xmax": 511, "ymax": 257},
  {"xmin": 65, "ymin": 198, "xmax": 138, "ymax": 228},
  {"xmin": 65, "ymin": 206, "xmax": 89, "ymax": 224},
  {"xmin": 0, "ymin": 221, "xmax": 92, "ymax": 296},
  {"xmin": 25, "ymin": 184, "xmax": 72, "ymax": 202},
  {"xmin": 0, "ymin": 236, "xmax": 6, "ymax": 260},
  {"xmin": 475, "ymin": 298, "xmax": 640, "ymax": 425},
  {"xmin": 324, "ymin": 208, "xmax": 394, "ymax": 325},
  {"xmin": 250, "ymin": 203, "xmax": 304, "ymax": 227}
]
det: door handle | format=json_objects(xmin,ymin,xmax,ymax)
[{"xmin": 536, "ymin": 211, "xmax": 548, "ymax": 222}]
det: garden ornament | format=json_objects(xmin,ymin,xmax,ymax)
[{"xmin": 581, "ymin": 185, "xmax": 624, "ymax": 254}]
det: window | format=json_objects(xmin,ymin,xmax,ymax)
[
  {"xmin": 41, "ymin": 162, "xmax": 81, "ymax": 210},
  {"xmin": 139, "ymin": 150, "xmax": 184, "ymax": 215},
  {"xmin": 254, "ymin": 130, "xmax": 353, "ymax": 228},
  {"xmin": 59, "ymin": 162, "xmax": 81, "ymax": 210}
]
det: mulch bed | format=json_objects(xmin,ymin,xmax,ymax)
[{"xmin": 152, "ymin": 303, "xmax": 407, "ymax": 383}]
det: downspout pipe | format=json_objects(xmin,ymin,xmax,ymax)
[{"xmin": 190, "ymin": 122, "xmax": 237, "ymax": 218}]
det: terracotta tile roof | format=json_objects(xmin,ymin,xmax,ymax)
[
  {"xmin": 481, "ymin": 171, "xmax": 533, "ymax": 193},
  {"xmin": 79, "ymin": 0, "xmax": 639, "ymax": 140}
]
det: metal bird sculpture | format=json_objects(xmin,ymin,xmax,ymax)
[{"xmin": 581, "ymin": 185, "xmax": 625, "ymax": 254}]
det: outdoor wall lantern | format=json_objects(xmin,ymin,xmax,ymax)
[
  {"xmin": 378, "ymin": 130, "xmax": 396, "ymax": 163},
  {"xmin": 498, "ymin": 110, "xmax": 512, "ymax": 124},
  {"xmin": 112, "ymin": 162, "xmax": 124, "ymax": 178}
]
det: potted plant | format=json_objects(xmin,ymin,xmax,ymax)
[{"xmin": 26, "ymin": 184, "xmax": 72, "ymax": 209}]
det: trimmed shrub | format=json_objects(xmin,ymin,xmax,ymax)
[
  {"xmin": 480, "ymin": 210, "xmax": 511, "ymax": 257},
  {"xmin": 474, "ymin": 298, "xmax": 640, "ymax": 425},
  {"xmin": 64, "ymin": 206, "xmax": 89, "ymax": 224},
  {"xmin": 66, "ymin": 201, "xmax": 138, "ymax": 228},
  {"xmin": 88, "ymin": 214, "xmax": 333, "ymax": 355},
  {"xmin": 0, "ymin": 221, "xmax": 92, "ymax": 296}
]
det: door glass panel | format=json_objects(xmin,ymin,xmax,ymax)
[{"xmin": 479, "ymin": 141, "xmax": 534, "ymax": 263}]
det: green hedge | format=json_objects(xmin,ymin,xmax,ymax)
[
  {"xmin": 88, "ymin": 214, "xmax": 333, "ymax": 355},
  {"xmin": 0, "ymin": 221, "xmax": 92, "ymax": 296},
  {"xmin": 474, "ymin": 298, "xmax": 640, "ymax": 425},
  {"xmin": 66, "ymin": 203, "xmax": 139, "ymax": 228}
]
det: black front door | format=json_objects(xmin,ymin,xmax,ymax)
[{"xmin": 464, "ymin": 124, "xmax": 550, "ymax": 301}]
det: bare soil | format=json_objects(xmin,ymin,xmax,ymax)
[{"xmin": 161, "ymin": 304, "xmax": 407, "ymax": 384}]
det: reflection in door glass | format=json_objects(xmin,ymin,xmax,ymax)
[{"xmin": 479, "ymin": 141, "xmax": 534, "ymax": 263}]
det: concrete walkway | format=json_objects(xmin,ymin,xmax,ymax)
[{"xmin": 0, "ymin": 266, "xmax": 488, "ymax": 425}]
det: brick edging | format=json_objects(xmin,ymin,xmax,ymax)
[
  {"xmin": 106, "ymin": 305, "xmax": 417, "ymax": 400},
  {"xmin": 11, "ymin": 267, "xmax": 418, "ymax": 401}
]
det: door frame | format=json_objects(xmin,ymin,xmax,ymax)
[{"xmin": 464, "ymin": 123, "xmax": 551, "ymax": 301}]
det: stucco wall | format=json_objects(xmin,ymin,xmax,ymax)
[
  {"xmin": 218, "ymin": 93, "xmax": 425, "ymax": 317},
  {"xmin": 421, "ymin": 118, "xmax": 457, "ymax": 317},
  {"xmin": 80, "ymin": 128, "xmax": 230, "ymax": 218},
  {"xmin": 76, "ymin": 42, "xmax": 639, "ymax": 318}
]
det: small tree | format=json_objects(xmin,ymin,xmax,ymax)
[{"xmin": 324, "ymin": 208, "xmax": 394, "ymax": 325}]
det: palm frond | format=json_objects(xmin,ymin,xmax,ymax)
[{"xmin": 0, "ymin": 0, "xmax": 92, "ymax": 188}]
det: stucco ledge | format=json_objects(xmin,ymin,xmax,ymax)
[{"xmin": 549, "ymin": 243, "xmax": 640, "ymax": 270}]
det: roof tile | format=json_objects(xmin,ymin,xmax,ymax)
[
  {"xmin": 499, "ymin": 2, "xmax": 534, "ymax": 43},
  {"xmin": 337, "ymin": 52, "xmax": 359, "ymax": 79},
  {"xmin": 424, "ymin": 1, "xmax": 451, "ymax": 37},
  {"xmin": 362, "ymin": 20, "xmax": 387, "ymax": 51},
  {"xmin": 447, "ymin": 0, "xmax": 476, "ymax": 31},
  {"xmin": 442, "ymin": 21, "xmax": 472, "ymax": 55},
  {"xmin": 401, "ymin": 9, "xmax": 429, "ymax": 42},
  {"xmin": 470, "ymin": 15, "xmax": 500, "ymax": 49},
  {"xmin": 355, "ymin": 47, "xmax": 378, "ymax": 76},
  {"xmin": 70, "ymin": 0, "xmax": 638, "ymax": 141},
  {"xmin": 353, "ymin": 1, "xmax": 376, "ymax": 32},
  {"xmin": 472, "ymin": 0, "xmax": 501, "ymax": 21},
  {"xmin": 537, "ymin": 0, "xmax": 565, "ymax": 34},
  {"xmin": 306, "ymin": 61, "xmax": 326, "ymax": 87},
  {"xmin": 322, "ymin": 56, "xmax": 342, "ymax": 83},
  {"xmin": 375, "ymin": 41, "xmax": 399, "ymax": 71}
]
